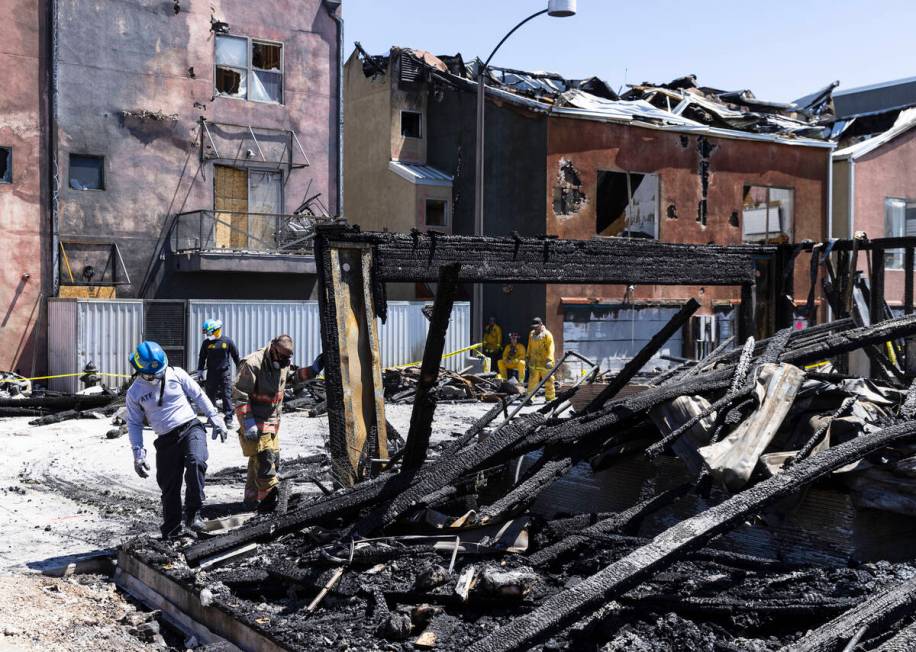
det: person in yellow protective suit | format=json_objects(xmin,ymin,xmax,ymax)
[
  {"xmin": 526, "ymin": 317, "xmax": 556, "ymax": 401},
  {"xmin": 497, "ymin": 332, "xmax": 526, "ymax": 380},
  {"xmin": 482, "ymin": 316, "xmax": 503, "ymax": 371}
]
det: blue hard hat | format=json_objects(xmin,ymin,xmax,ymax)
[
  {"xmin": 201, "ymin": 319, "xmax": 223, "ymax": 335},
  {"xmin": 129, "ymin": 341, "xmax": 168, "ymax": 375}
]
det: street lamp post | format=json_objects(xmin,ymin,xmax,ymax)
[{"xmin": 472, "ymin": 0, "xmax": 576, "ymax": 342}]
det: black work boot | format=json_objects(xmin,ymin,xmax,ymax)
[{"xmin": 185, "ymin": 512, "xmax": 207, "ymax": 533}]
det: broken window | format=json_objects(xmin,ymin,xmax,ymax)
[
  {"xmin": 250, "ymin": 41, "xmax": 282, "ymax": 103},
  {"xmin": 0, "ymin": 147, "xmax": 10, "ymax": 183},
  {"xmin": 553, "ymin": 159, "xmax": 585, "ymax": 216},
  {"xmin": 885, "ymin": 198, "xmax": 916, "ymax": 269},
  {"xmin": 401, "ymin": 111, "xmax": 422, "ymax": 138},
  {"xmin": 742, "ymin": 186, "xmax": 793, "ymax": 243},
  {"xmin": 425, "ymin": 199, "xmax": 447, "ymax": 227},
  {"xmin": 69, "ymin": 154, "xmax": 104, "ymax": 190},
  {"xmin": 215, "ymin": 35, "xmax": 248, "ymax": 98},
  {"xmin": 595, "ymin": 171, "xmax": 659, "ymax": 238},
  {"xmin": 215, "ymin": 36, "xmax": 282, "ymax": 103}
]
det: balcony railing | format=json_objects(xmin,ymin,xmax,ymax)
[{"xmin": 170, "ymin": 210, "xmax": 334, "ymax": 255}]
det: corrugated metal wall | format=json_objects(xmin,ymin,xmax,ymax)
[
  {"xmin": 48, "ymin": 299, "xmax": 144, "ymax": 392},
  {"xmin": 563, "ymin": 304, "xmax": 684, "ymax": 373},
  {"xmin": 378, "ymin": 301, "xmax": 471, "ymax": 371},
  {"xmin": 47, "ymin": 299, "xmax": 472, "ymax": 391},
  {"xmin": 187, "ymin": 301, "xmax": 323, "ymax": 373},
  {"xmin": 47, "ymin": 300, "xmax": 78, "ymax": 392},
  {"xmin": 189, "ymin": 300, "xmax": 472, "ymax": 372}
]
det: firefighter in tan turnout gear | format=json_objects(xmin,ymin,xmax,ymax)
[{"xmin": 233, "ymin": 335, "xmax": 323, "ymax": 506}]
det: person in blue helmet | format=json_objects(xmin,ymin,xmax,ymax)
[
  {"xmin": 126, "ymin": 341, "xmax": 228, "ymax": 538},
  {"xmin": 195, "ymin": 319, "xmax": 240, "ymax": 425}
]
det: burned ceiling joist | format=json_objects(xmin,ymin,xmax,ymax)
[{"xmin": 319, "ymin": 226, "xmax": 770, "ymax": 286}]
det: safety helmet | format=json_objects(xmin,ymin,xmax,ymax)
[
  {"xmin": 129, "ymin": 341, "xmax": 168, "ymax": 377},
  {"xmin": 201, "ymin": 319, "xmax": 223, "ymax": 335}
]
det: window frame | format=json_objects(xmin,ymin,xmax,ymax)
[
  {"xmin": 68, "ymin": 153, "xmax": 106, "ymax": 191},
  {"xmin": 884, "ymin": 196, "xmax": 916, "ymax": 270},
  {"xmin": 214, "ymin": 34, "xmax": 284, "ymax": 105},
  {"xmin": 424, "ymin": 198, "xmax": 449, "ymax": 227},
  {"xmin": 400, "ymin": 110, "xmax": 423, "ymax": 139},
  {"xmin": 594, "ymin": 169, "xmax": 660, "ymax": 240},
  {"xmin": 0, "ymin": 146, "xmax": 11, "ymax": 184},
  {"xmin": 741, "ymin": 184, "xmax": 794, "ymax": 244}
]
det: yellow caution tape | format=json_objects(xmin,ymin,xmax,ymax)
[
  {"xmin": 385, "ymin": 343, "xmax": 483, "ymax": 371},
  {"xmin": 802, "ymin": 360, "xmax": 831, "ymax": 370},
  {"xmin": 23, "ymin": 372, "xmax": 134, "ymax": 381}
]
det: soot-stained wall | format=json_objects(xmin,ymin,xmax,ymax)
[
  {"xmin": 427, "ymin": 88, "xmax": 547, "ymax": 341},
  {"xmin": 545, "ymin": 117, "xmax": 830, "ymax": 352},
  {"xmin": 55, "ymin": 0, "xmax": 339, "ymax": 300},
  {"xmin": 0, "ymin": 0, "xmax": 50, "ymax": 374}
]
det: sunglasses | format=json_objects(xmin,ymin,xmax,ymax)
[{"xmin": 140, "ymin": 372, "xmax": 161, "ymax": 381}]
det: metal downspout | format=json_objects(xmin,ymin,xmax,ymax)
[
  {"xmin": 48, "ymin": 0, "xmax": 60, "ymax": 298},
  {"xmin": 325, "ymin": 1, "xmax": 343, "ymax": 217}
]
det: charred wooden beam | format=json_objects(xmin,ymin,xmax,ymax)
[
  {"xmin": 319, "ymin": 226, "xmax": 768, "ymax": 286},
  {"xmin": 874, "ymin": 620, "xmax": 916, "ymax": 651},
  {"xmin": 402, "ymin": 263, "xmax": 460, "ymax": 471},
  {"xmin": 584, "ymin": 299, "xmax": 700, "ymax": 413},
  {"xmin": 469, "ymin": 420, "xmax": 916, "ymax": 652},
  {"xmin": 528, "ymin": 483, "xmax": 693, "ymax": 567},
  {"xmin": 782, "ymin": 575, "xmax": 916, "ymax": 652}
]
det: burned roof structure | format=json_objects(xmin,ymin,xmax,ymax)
[{"xmin": 354, "ymin": 46, "xmax": 834, "ymax": 145}]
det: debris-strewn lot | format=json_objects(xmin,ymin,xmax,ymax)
[
  {"xmin": 115, "ymin": 315, "xmax": 916, "ymax": 651},
  {"xmin": 0, "ymin": 404, "xmax": 490, "ymax": 649}
]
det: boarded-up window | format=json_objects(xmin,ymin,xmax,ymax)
[
  {"xmin": 215, "ymin": 36, "xmax": 282, "ymax": 103},
  {"xmin": 401, "ymin": 111, "xmax": 422, "ymax": 138},
  {"xmin": 0, "ymin": 147, "xmax": 10, "ymax": 183},
  {"xmin": 214, "ymin": 165, "xmax": 248, "ymax": 248},
  {"xmin": 742, "ymin": 186, "xmax": 793, "ymax": 244},
  {"xmin": 426, "ymin": 199, "xmax": 447, "ymax": 226},
  {"xmin": 596, "ymin": 171, "xmax": 658, "ymax": 238},
  {"xmin": 214, "ymin": 166, "xmax": 283, "ymax": 251},
  {"xmin": 69, "ymin": 154, "xmax": 104, "ymax": 190}
]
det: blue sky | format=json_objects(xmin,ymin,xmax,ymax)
[{"xmin": 343, "ymin": 0, "xmax": 916, "ymax": 103}]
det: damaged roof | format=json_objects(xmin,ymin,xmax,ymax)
[{"xmin": 354, "ymin": 47, "xmax": 834, "ymax": 148}]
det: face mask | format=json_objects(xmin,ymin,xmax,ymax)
[
  {"xmin": 206, "ymin": 334, "xmax": 217, "ymax": 341},
  {"xmin": 140, "ymin": 372, "xmax": 162, "ymax": 383}
]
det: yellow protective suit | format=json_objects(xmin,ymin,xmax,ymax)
[
  {"xmin": 497, "ymin": 342, "xmax": 526, "ymax": 380},
  {"xmin": 527, "ymin": 328, "xmax": 556, "ymax": 401},
  {"xmin": 482, "ymin": 323, "xmax": 503, "ymax": 357}
]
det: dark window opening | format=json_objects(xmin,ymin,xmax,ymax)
[
  {"xmin": 69, "ymin": 154, "xmax": 104, "ymax": 190},
  {"xmin": 215, "ymin": 66, "xmax": 243, "ymax": 96},
  {"xmin": 0, "ymin": 147, "xmax": 10, "ymax": 183},
  {"xmin": 401, "ymin": 111, "xmax": 422, "ymax": 138},
  {"xmin": 596, "ymin": 170, "xmax": 658, "ymax": 238},
  {"xmin": 553, "ymin": 159, "xmax": 586, "ymax": 215},
  {"xmin": 742, "ymin": 185, "xmax": 793, "ymax": 244},
  {"xmin": 426, "ymin": 199, "xmax": 447, "ymax": 226}
]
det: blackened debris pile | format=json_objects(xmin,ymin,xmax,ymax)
[{"xmin": 125, "ymin": 313, "xmax": 916, "ymax": 651}]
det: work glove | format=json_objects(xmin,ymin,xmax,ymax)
[
  {"xmin": 545, "ymin": 361, "xmax": 554, "ymax": 369},
  {"xmin": 133, "ymin": 448, "xmax": 150, "ymax": 479},
  {"xmin": 190, "ymin": 369, "xmax": 203, "ymax": 382},
  {"xmin": 243, "ymin": 416, "xmax": 260, "ymax": 442},
  {"xmin": 209, "ymin": 414, "xmax": 228, "ymax": 443}
]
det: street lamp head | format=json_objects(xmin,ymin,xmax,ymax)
[{"xmin": 547, "ymin": 0, "xmax": 576, "ymax": 17}]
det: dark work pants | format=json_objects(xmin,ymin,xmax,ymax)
[
  {"xmin": 153, "ymin": 420, "xmax": 209, "ymax": 537},
  {"xmin": 205, "ymin": 372, "xmax": 233, "ymax": 419}
]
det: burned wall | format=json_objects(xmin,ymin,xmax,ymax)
[
  {"xmin": 545, "ymin": 117, "xmax": 830, "ymax": 352},
  {"xmin": 0, "ymin": 0, "xmax": 49, "ymax": 374},
  {"xmin": 848, "ymin": 129, "xmax": 916, "ymax": 305},
  {"xmin": 427, "ymin": 88, "xmax": 548, "ymax": 339},
  {"xmin": 55, "ymin": 0, "xmax": 339, "ymax": 300}
]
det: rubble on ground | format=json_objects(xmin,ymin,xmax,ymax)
[{"xmin": 118, "ymin": 312, "xmax": 916, "ymax": 650}]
